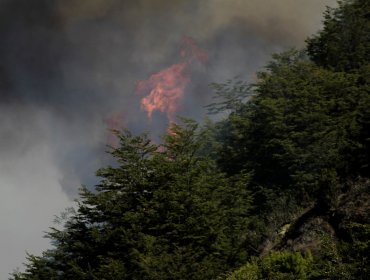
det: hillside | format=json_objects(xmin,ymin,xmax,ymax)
[{"xmin": 11, "ymin": 0, "xmax": 370, "ymax": 279}]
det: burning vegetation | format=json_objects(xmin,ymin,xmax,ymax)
[{"xmin": 136, "ymin": 37, "xmax": 208, "ymax": 124}]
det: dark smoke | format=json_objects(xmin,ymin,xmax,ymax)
[{"xmin": 0, "ymin": 0, "xmax": 337, "ymax": 276}]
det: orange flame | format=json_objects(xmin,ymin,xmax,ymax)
[{"xmin": 136, "ymin": 36, "xmax": 208, "ymax": 123}]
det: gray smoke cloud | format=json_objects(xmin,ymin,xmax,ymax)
[{"xmin": 0, "ymin": 0, "xmax": 337, "ymax": 276}]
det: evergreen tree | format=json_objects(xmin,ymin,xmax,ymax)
[
  {"xmin": 214, "ymin": 49, "xmax": 368, "ymax": 209},
  {"xmin": 11, "ymin": 120, "xmax": 254, "ymax": 280},
  {"xmin": 307, "ymin": 0, "xmax": 370, "ymax": 71}
]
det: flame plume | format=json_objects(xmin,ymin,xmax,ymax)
[{"xmin": 136, "ymin": 36, "xmax": 208, "ymax": 123}]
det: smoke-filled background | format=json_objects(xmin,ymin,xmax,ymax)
[{"xmin": 0, "ymin": 0, "xmax": 337, "ymax": 276}]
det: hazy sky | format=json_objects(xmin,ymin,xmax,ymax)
[{"xmin": 0, "ymin": 0, "xmax": 337, "ymax": 277}]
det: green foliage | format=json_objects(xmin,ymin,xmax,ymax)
[
  {"xmin": 307, "ymin": 234, "xmax": 354, "ymax": 280},
  {"xmin": 307, "ymin": 0, "xmax": 370, "ymax": 71},
  {"xmin": 338, "ymin": 223, "xmax": 370, "ymax": 279},
  {"xmin": 206, "ymin": 78, "xmax": 255, "ymax": 115},
  {"xmin": 218, "ymin": 2, "xmax": 370, "ymax": 277},
  {"xmin": 226, "ymin": 261, "xmax": 259, "ymax": 280},
  {"xmin": 227, "ymin": 251, "xmax": 313, "ymax": 280},
  {"xmin": 11, "ymin": 119, "xmax": 254, "ymax": 280},
  {"xmin": 215, "ymin": 50, "xmax": 368, "ymax": 209}
]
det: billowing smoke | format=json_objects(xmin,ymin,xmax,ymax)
[{"xmin": 0, "ymin": 0, "xmax": 337, "ymax": 276}]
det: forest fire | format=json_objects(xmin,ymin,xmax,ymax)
[{"xmin": 136, "ymin": 36, "xmax": 208, "ymax": 123}]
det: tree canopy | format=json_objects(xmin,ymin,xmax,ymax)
[{"xmin": 12, "ymin": 121, "xmax": 255, "ymax": 280}]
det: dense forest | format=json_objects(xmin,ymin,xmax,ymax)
[{"xmin": 11, "ymin": 0, "xmax": 369, "ymax": 279}]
